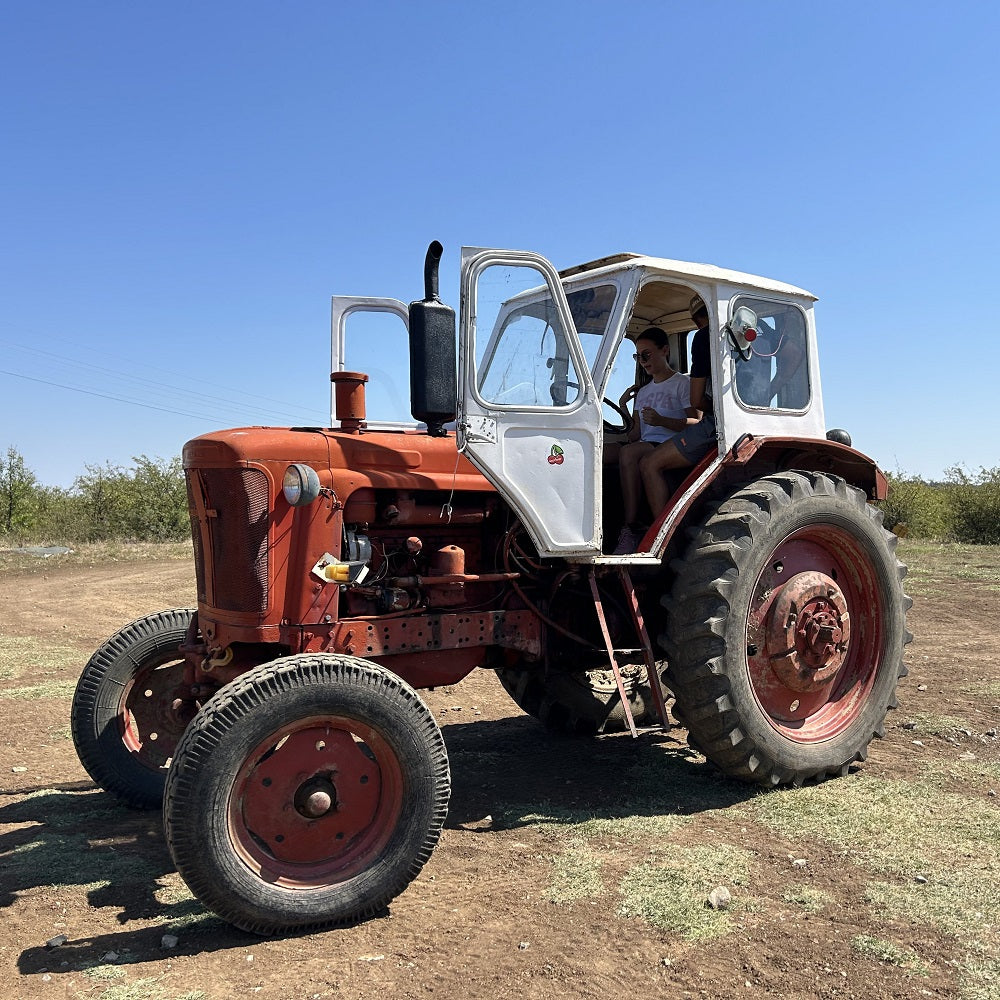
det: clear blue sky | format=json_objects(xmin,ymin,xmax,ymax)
[{"xmin": 2, "ymin": 1, "xmax": 997, "ymax": 488}]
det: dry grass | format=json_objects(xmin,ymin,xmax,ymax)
[
  {"xmin": 619, "ymin": 844, "xmax": 755, "ymax": 941},
  {"xmin": 0, "ymin": 678, "xmax": 78, "ymax": 700},
  {"xmin": 898, "ymin": 541, "xmax": 1000, "ymax": 595},
  {"xmin": 546, "ymin": 841, "xmax": 605, "ymax": 904},
  {"xmin": 750, "ymin": 773, "xmax": 1000, "ymax": 883},
  {"xmin": 75, "ymin": 975, "xmax": 208, "ymax": 1000},
  {"xmin": 0, "ymin": 633, "xmax": 85, "ymax": 682},
  {"xmin": 851, "ymin": 934, "xmax": 930, "ymax": 976},
  {"xmin": 782, "ymin": 885, "xmax": 832, "ymax": 913},
  {"xmin": 901, "ymin": 711, "xmax": 977, "ymax": 737},
  {"xmin": 0, "ymin": 539, "xmax": 192, "ymax": 575}
]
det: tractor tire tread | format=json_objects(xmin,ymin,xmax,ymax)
[{"xmin": 659, "ymin": 471, "xmax": 910, "ymax": 788}]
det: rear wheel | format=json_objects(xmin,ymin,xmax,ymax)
[
  {"xmin": 661, "ymin": 472, "xmax": 910, "ymax": 786},
  {"xmin": 497, "ymin": 662, "xmax": 660, "ymax": 735},
  {"xmin": 71, "ymin": 609, "xmax": 196, "ymax": 809},
  {"xmin": 496, "ymin": 573, "xmax": 665, "ymax": 734},
  {"xmin": 163, "ymin": 653, "xmax": 450, "ymax": 934}
]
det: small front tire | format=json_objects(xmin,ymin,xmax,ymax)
[{"xmin": 163, "ymin": 653, "xmax": 450, "ymax": 934}]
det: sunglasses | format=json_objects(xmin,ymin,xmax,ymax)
[{"xmin": 632, "ymin": 349, "xmax": 656, "ymax": 362}]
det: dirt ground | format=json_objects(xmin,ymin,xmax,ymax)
[{"xmin": 1, "ymin": 546, "xmax": 999, "ymax": 1000}]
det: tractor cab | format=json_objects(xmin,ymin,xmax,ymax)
[{"xmin": 334, "ymin": 245, "xmax": 827, "ymax": 561}]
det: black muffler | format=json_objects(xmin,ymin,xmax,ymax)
[{"xmin": 408, "ymin": 241, "xmax": 457, "ymax": 437}]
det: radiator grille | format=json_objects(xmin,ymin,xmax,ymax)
[
  {"xmin": 186, "ymin": 476, "xmax": 207, "ymax": 604},
  {"xmin": 187, "ymin": 468, "xmax": 271, "ymax": 613}
]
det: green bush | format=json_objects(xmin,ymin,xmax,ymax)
[
  {"xmin": 945, "ymin": 465, "xmax": 1000, "ymax": 545},
  {"xmin": 72, "ymin": 455, "xmax": 189, "ymax": 542},
  {"xmin": 878, "ymin": 466, "xmax": 1000, "ymax": 545},
  {"xmin": 1, "ymin": 448, "xmax": 190, "ymax": 546},
  {"xmin": 30, "ymin": 485, "xmax": 81, "ymax": 544},
  {"xmin": 880, "ymin": 472, "xmax": 953, "ymax": 540},
  {"xmin": 0, "ymin": 446, "xmax": 40, "ymax": 539}
]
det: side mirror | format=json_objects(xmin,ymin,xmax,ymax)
[{"xmin": 726, "ymin": 306, "xmax": 759, "ymax": 361}]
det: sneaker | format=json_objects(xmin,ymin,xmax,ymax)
[{"xmin": 612, "ymin": 525, "xmax": 643, "ymax": 555}]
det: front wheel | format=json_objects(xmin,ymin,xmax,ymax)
[
  {"xmin": 661, "ymin": 472, "xmax": 911, "ymax": 786},
  {"xmin": 71, "ymin": 609, "xmax": 196, "ymax": 809},
  {"xmin": 163, "ymin": 654, "xmax": 451, "ymax": 934}
]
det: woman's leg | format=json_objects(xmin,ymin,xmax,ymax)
[
  {"xmin": 619, "ymin": 441, "xmax": 653, "ymax": 525},
  {"xmin": 640, "ymin": 440, "xmax": 691, "ymax": 519}
]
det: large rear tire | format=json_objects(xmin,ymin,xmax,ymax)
[
  {"xmin": 71, "ymin": 609, "xmax": 196, "ymax": 809},
  {"xmin": 163, "ymin": 654, "xmax": 450, "ymax": 934},
  {"xmin": 661, "ymin": 472, "xmax": 910, "ymax": 786}
]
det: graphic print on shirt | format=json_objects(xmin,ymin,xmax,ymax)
[{"xmin": 636, "ymin": 372, "xmax": 691, "ymax": 444}]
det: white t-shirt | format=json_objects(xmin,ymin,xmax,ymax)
[{"xmin": 636, "ymin": 372, "xmax": 691, "ymax": 444}]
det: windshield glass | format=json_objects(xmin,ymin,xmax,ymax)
[
  {"xmin": 567, "ymin": 283, "xmax": 618, "ymax": 372},
  {"xmin": 476, "ymin": 280, "xmax": 618, "ymax": 407}
]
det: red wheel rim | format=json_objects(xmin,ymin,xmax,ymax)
[
  {"xmin": 228, "ymin": 716, "xmax": 405, "ymax": 888},
  {"xmin": 119, "ymin": 656, "xmax": 190, "ymax": 771},
  {"xmin": 745, "ymin": 524, "xmax": 884, "ymax": 742}
]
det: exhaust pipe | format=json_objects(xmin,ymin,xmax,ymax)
[{"xmin": 424, "ymin": 240, "xmax": 443, "ymax": 301}]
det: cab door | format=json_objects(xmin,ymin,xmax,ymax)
[
  {"xmin": 457, "ymin": 248, "xmax": 602, "ymax": 557},
  {"xmin": 329, "ymin": 296, "xmax": 415, "ymax": 428}
]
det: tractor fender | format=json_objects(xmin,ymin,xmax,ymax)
[{"xmin": 647, "ymin": 434, "xmax": 886, "ymax": 559}]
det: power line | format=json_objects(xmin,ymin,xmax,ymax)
[
  {"xmin": 0, "ymin": 341, "xmax": 327, "ymax": 426},
  {"xmin": 0, "ymin": 368, "xmax": 327, "ymax": 425},
  {"xmin": 0, "ymin": 332, "xmax": 331, "ymax": 420}
]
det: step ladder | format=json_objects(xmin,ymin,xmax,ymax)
[{"xmin": 587, "ymin": 566, "xmax": 669, "ymax": 737}]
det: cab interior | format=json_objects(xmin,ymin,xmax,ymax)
[{"xmin": 600, "ymin": 279, "xmax": 711, "ymax": 551}]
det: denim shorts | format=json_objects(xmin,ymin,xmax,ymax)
[{"xmin": 673, "ymin": 415, "xmax": 717, "ymax": 464}]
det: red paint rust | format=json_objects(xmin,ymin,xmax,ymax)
[
  {"xmin": 120, "ymin": 659, "xmax": 194, "ymax": 769},
  {"xmin": 330, "ymin": 371, "xmax": 368, "ymax": 433},
  {"xmin": 745, "ymin": 526, "xmax": 884, "ymax": 742},
  {"xmin": 327, "ymin": 610, "xmax": 541, "ymax": 661}
]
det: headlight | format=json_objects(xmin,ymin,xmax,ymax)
[{"xmin": 282, "ymin": 464, "xmax": 321, "ymax": 506}]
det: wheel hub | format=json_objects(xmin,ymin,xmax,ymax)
[
  {"xmin": 121, "ymin": 661, "xmax": 192, "ymax": 766},
  {"xmin": 294, "ymin": 776, "xmax": 337, "ymax": 818},
  {"xmin": 234, "ymin": 724, "xmax": 386, "ymax": 872},
  {"xmin": 766, "ymin": 571, "xmax": 851, "ymax": 692}
]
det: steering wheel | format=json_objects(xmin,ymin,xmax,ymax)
[
  {"xmin": 603, "ymin": 390, "xmax": 635, "ymax": 436},
  {"xmin": 559, "ymin": 379, "xmax": 635, "ymax": 435}
]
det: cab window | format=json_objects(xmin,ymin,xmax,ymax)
[
  {"xmin": 567, "ymin": 283, "xmax": 618, "ymax": 376},
  {"xmin": 733, "ymin": 298, "xmax": 810, "ymax": 411}
]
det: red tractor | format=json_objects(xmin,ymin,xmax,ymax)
[{"xmin": 72, "ymin": 242, "xmax": 910, "ymax": 933}]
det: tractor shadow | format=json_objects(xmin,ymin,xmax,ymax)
[
  {"xmin": 0, "ymin": 788, "xmax": 170, "ymax": 913},
  {"xmin": 439, "ymin": 713, "xmax": 759, "ymax": 830},
  {"xmin": 3, "ymin": 787, "xmax": 263, "ymax": 973}
]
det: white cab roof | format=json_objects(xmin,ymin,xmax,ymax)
[{"xmin": 560, "ymin": 252, "xmax": 817, "ymax": 302}]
